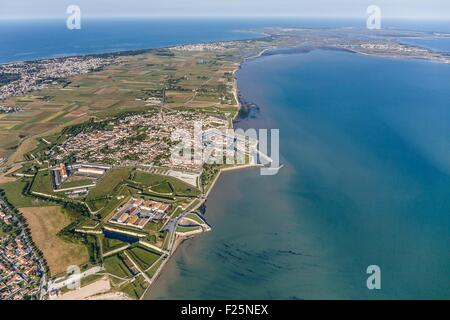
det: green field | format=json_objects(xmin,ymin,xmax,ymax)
[
  {"xmin": 127, "ymin": 245, "xmax": 161, "ymax": 270},
  {"xmin": 121, "ymin": 275, "xmax": 148, "ymax": 300},
  {"xmin": 89, "ymin": 190, "xmax": 132, "ymax": 218},
  {"xmin": 85, "ymin": 168, "xmax": 133, "ymax": 214},
  {"xmin": 80, "ymin": 219, "xmax": 100, "ymax": 229},
  {"xmin": 86, "ymin": 168, "xmax": 132, "ymax": 200},
  {"xmin": 102, "ymin": 236, "xmax": 128, "ymax": 253},
  {"xmin": 176, "ymin": 225, "xmax": 202, "ymax": 233},
  {"xmin": 131, "ymin": 171, "xmax": 200, "ymax": 197},
  {"xmin": 80, "ymin": 274, "xmax": 104, "ymax": 287},
  {"xmin": 59, "ymin": 178, "xmax": 94, "ymax": 189},
  {"xmin": 150, "ymin": 181, "xmax": 172, "ymax": 194},
  {"xmin": 103, "ymin": 255, "xmax": 132, "ymax": 279},
  {"xmin": 30, "ymin": 170, "xmax": 56, "ymax": 195},
  {"xmin": 145, "ymin": 256, "xmax": 165, "ymax": 278},
  {"xmin": 185, "ymin": 213, "xmax": 205, "ymax": 225},
  {"xmin": 0, "ymin": 179, "xmax": 46, "ymax": 208}
]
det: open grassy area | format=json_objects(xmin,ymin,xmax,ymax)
[
  {"xmin": 103, "ymin": 254, "xmax": 132, "ymax": 279},
  {"xmin": 20, "ymin": 206, "xmax": 89, "ymax": 276},
  {"xmin": 30, "ymin": 170, "xmax": 56, "ymax": 195},
  {"xmin": 150, "ymin": 181, "xmax": 173, "ymax": 194},
  {"xmin": 176, "ymin": 225, "xmax": 202, "ymax": 233},
  {"xmin": 185, "ymin": 213, "xmax": 205, "ymax": 225},
  {"xmin": 121, "ymin": 275, "xmax": 148, "ymax": 300},
  {"xmin": 85, "ymin": 168, "xmax": 133, "ymax": 216},
  {"xmin": 80, "ymin": 274, "xmax": 104, "ymax": 288},
  {"xmin": 78, "ymin": 219, "xmax": 100, "ymax": 231},
  {"xmin": 102, "ymin": 236, "xmax": 128, "ymax": 253},
  {"xmin": 86, "ymin": 168, "xmax": 132, "ymax": 200},
  {"xmin": 131, "ymin": 170, "xmax": 200, "ymax": 197},
  {"xmin": 145, "ymin": 256, "xmax": 165, "ymax": 278},
  {"xmin": 0, "ymin": 179, "xmax": 46, "ymax": 207},
  {"xmin": 89, "ymin": 188, "xmax": 132, "ymax": 219},
  {"xmin": 127, "ymin": 245, "xmax": 161, "ymax": 270},
  {"xmin": 59, "ymin": 178, "xmax": 94, "ymax": 189}
]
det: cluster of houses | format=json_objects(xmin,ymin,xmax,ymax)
[
  {"xmin": 172, "ymin": 42, "xmax": 231, "ymax": 52},
  {"xmin": 0, "ymin": 105, "xmax": 23, "ymax": 113},
  {"xmin": 109, "ymin": 198, "xmax": 170, "ymax": 229},
  {"xmin": 52, "ymin": 110, "xmax": 229, "ymax": 171},
  {"xmin": 0, "ymin": 56, "xmax": 116, "ymax": 100},
  {"xmin": 0, "ymin": 210, "xmax": 42, "ymax": 300}
]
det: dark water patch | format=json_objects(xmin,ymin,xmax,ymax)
[{"xmin": 103, "ymin": 230, "xmax": 139, "ymax": 244}]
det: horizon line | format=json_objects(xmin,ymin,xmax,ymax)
[{"xmin": 0, "ymin": 15, "xmax": 449, "ymax": 21}]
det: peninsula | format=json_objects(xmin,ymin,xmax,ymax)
[{"xmin": 0, "ymin": 27, "xmax": 448, "ymax": 300}]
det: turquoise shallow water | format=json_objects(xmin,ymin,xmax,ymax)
[{"xmin": 146, "ymin": 49, "xmax": 450, "ymax": 299}]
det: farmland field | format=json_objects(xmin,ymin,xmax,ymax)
[
  {"xmin": 0, "ymin": 40, "xmax": 243, "ymax": 299},
  {"xmin": 0, "ymin": 48, "xmax": 239, "ymax": 165},
  {"xmin": 20, "ymin": 206, "xmax": 89, "ymax": 276}
]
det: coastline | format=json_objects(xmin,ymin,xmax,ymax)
[
  {"xmin": 0, "ymin": 31, "xmax": 270, "ymax": 299},
  {"xmin": 0, "ymin": 32, "xmax": 270, "ymax": 66},
  {"xmin": 143, "ymin": 42, "xmax": 450, "ymax": 299},
  {"xmin": 141, "ymin": 47, "xmax": 269, "ymax": 299},
  {"xmin": 142, "ymin": 45, "xmax": 443, "ymax": 299},
  {"xmin": 4, "ymin": 27, "xmax": 450, "ymax": 299}
]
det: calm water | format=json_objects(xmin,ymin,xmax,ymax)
[
  {"xmin": 401, "ymin": 38, "xmax": 450, "ymax": 54},
  {"xmin": 146, "ymin": 50, "xmax": 450, "ymax": 299},
  {"xmin": 3, "ymin": 18, "xmax": 449, "ymax": 299},
  {"xmin": 0, "ymin": 18, "xmax": 261, "ymax": 63},
  {"xmin": 3, "ymin": 18, "xmax": 450, "ymax": 64}
]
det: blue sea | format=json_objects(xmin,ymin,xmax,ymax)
[
  {"xmin": 400, "ymin": 38, "xmax": 450, "ymax": 54},
  {"xmin": 2, "ymin": 18, "xmax": 450, "ymax": 64},
  {"xmin": 146, "ymin": 48, "xmax": 450, "ymax": 300},
  {"xmin": 3, "ymin": 18, "xmax": 449, "ymax": 299}
]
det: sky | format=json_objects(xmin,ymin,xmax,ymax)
[{"xmin": 1, "ymin": 0, "xmax": 449, "ymax": 20}]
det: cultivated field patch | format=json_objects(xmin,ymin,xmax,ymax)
[{"xmin": 20, "ymin": 206, "xmax": 89, "ymax": 276}]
